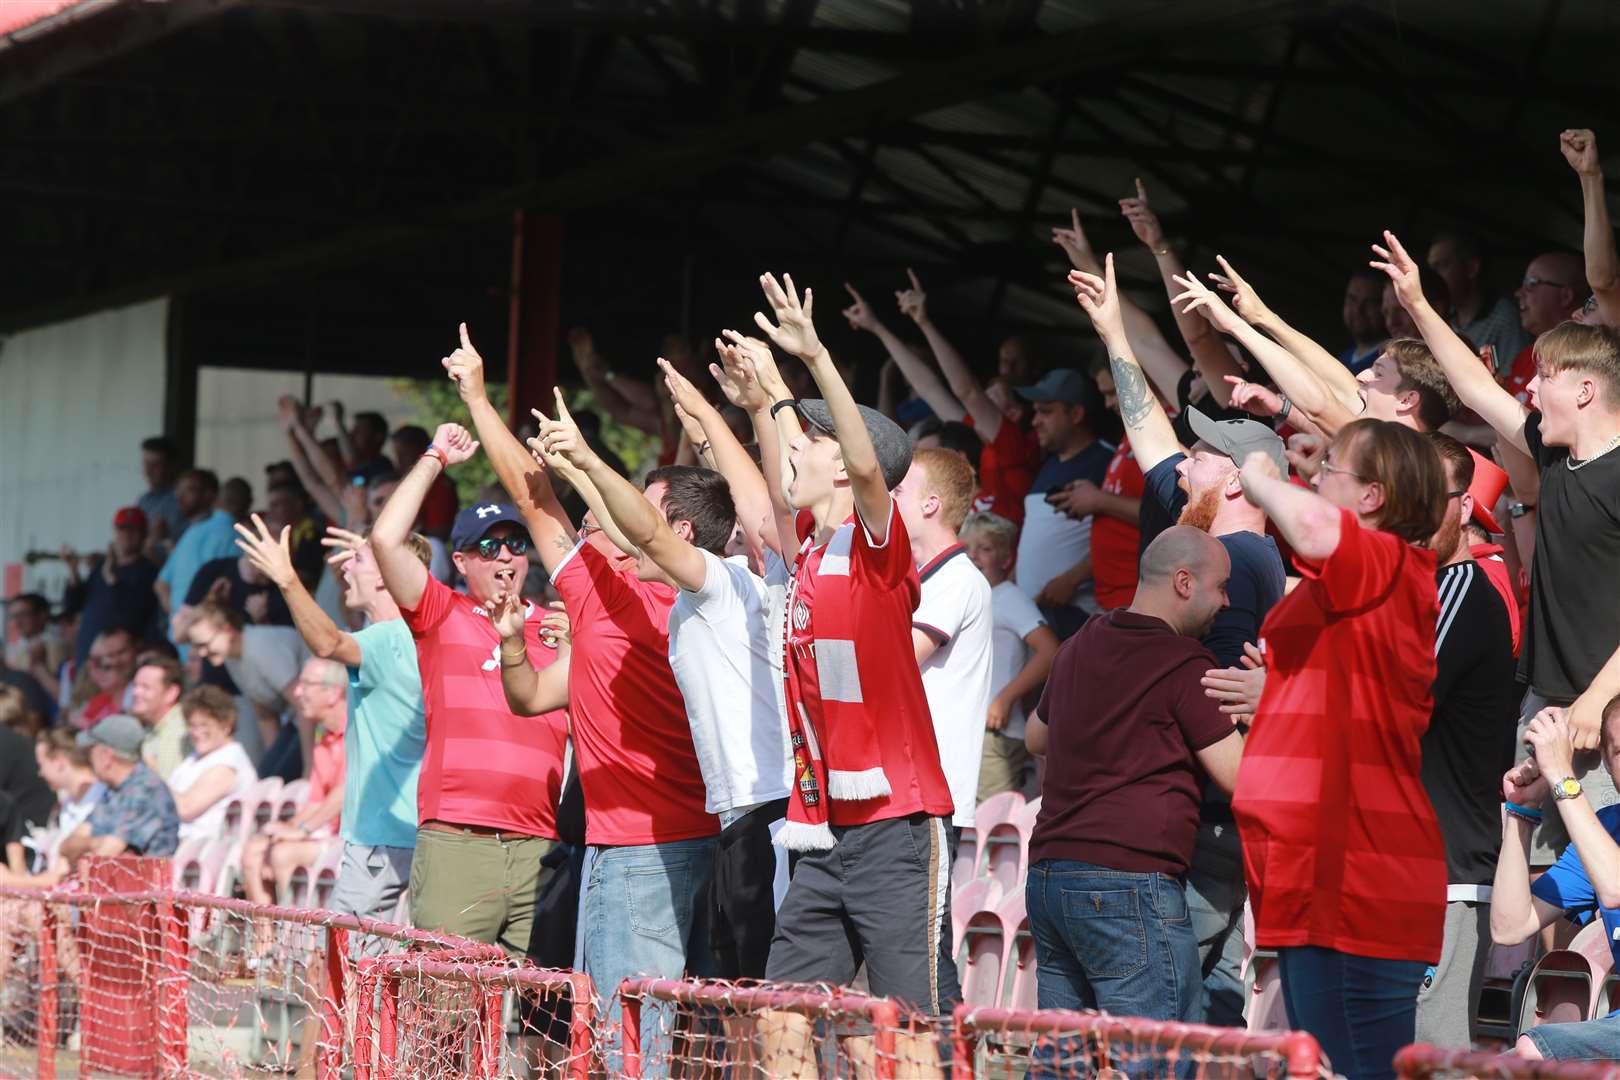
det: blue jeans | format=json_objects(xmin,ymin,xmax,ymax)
[
  {"xmin": 1027, "ymin": 860, "xmax": 1202, "ymax": 1078},
  {"xmin": 1278, "ymin": 946, "xmax": 1426, "ymax": 1080},
  {"xmin": 1185, "ymin": 821, "xmax": 1246, "ymax": 1027},
  {"xmin": 582, "ymin": 836, "xmax": 717, "ymax": 1077}
]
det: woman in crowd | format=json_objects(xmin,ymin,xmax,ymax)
[
  {"xmin": 1222, "ymin": 418, "xmax": 1448, "ymax": 1080},
  {"xmin": 168, "ymin": 684, "xmax": 259, "ymax": 844}
]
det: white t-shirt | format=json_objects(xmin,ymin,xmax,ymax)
[
  {"xmin": 1016, "ymin": 497, "xmax": 1096, "ymax": 613},
  {"xmin": 915, "ymin": 547, "xmax": 995, "ymax": 828},
  {"xmin": 668, "ymin": 549, "xmax": 793, "ymax": 816},
  {"xmin": 170, "ymin": 741, "xmax": 259, "ymax": 843},
  {"xmin": 988, "ymin": 580, "xmax": 1048, "ymax": 740}
]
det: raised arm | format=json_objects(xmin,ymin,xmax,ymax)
[
  {"xmin": 277, "ymin": 397, "xmax": 345, "ymax": 523},
  {"xmin": 540, "ymin": 388, "xmax": 708, "ymax": 592},
  {"xmin": 371, "ymin": 423, "xmax": 473, "ymax": 610},
  {"xmin": 567, "ymin": 328, "xmax": 663, "ymax": 435},
  {"xmin": 1528, "ymin": 708, "xmax": 1620, "ymax": 906},
  {"xmin": 235, "ymin": 515, "xmax": 361, "ymax": 668},
  {"xmin": 1172, "ymin": 271, "xmax": 1359, "ymax": 437},
  {"xmin": 897, "ymin": 270, "xmax": 1003, "ymax": 437},
  {"xmin": 1371, "ymin": 230, "xmax": 1531, "ymax": 453},
  {"xmin": 1067, "ymin": 254, "xmax": 1183, "ymax": 473},
  {"xmin": 716, "ymin": 332, "xmax": 799, "ymax": 561},
  {"xmin": 1237, "ymin": 451, "xmax": 1340, "ymax": 562},
  {"xmin": 1491, "ymin": 758, "xmax": 1566, "ymax": 944},
  {"xmin": 756, "ymin": 273, "xmax": 893, "ymax": 539},
  {"xmin": 660, "ymin": 356, "xmax": 772, "ymax": 562},
  {"xmin": 1210, "ymin": 256, "xmax": 1363, "ymax": 410},
  {"xmin": 1561, "ymin": 130, "xmax": 1620, "ymax": 328},
  {"xmin": 842, "ymin": 283, "xmax": 965, "ymax": 422},
  {"xmin": 442, "ymin": 323, "xmax": 577, "ymax": 573}
]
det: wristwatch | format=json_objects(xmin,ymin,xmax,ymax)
[
  {"xmin": 1509, "ymin": 501, "xmax": 1535, "ymax": 519},
  {"xmin": 1552, "ymin": 776, "xmax": 1583, "ymax": 801}
]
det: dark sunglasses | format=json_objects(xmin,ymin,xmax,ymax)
[{"xmin": 469, "ymin": 535, "xmax": 530, "ymax": 558}]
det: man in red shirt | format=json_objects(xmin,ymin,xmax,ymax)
[
  {"xmin": 442, "ymin": 327, "xmax": 717, "ymax": 1067},
  {"xmin": 369, "ymin": 420, "xmax": 570, "ymax": 957},
  {"xmin": 390, "ymin": 425, "xmax": 459, "ymax": 540},
  {"xmin": 749, "ymin": 273, "xmax": 956, "ymax": 1076},
  {"xmin": 1024, "ymin": 526, "xmax": 1241, "ymax": 1025}
]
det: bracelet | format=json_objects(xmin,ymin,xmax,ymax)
[
  {"xmin": 1277, "ymin": 394, "xmax": 1292, "ymax": 421},
  {"xmin": 1505, "ymin": 801, "xmax": 1544, "ymax": 823},
  {"xmin": 770, "ymin": 398, "xmax": 797, "ymax": 419},
  {"xmin": 1152, "ymin": 246, "xmax": 1171, "ymax": 257},
  {"xmin": 424, "ymin": 445, "xmax": 449, "ymax": 470}
]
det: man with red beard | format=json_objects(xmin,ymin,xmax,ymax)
[
  {"xmin": 1069, "ymin": 255, "xmax": 1286, "ymax": 1027},
  {"xmin": 1412, "ymin": 433, "xmax": 1519, "ymax": 1047}
]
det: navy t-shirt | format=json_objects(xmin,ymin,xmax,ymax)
[{"xmin": 1142, "ymin": 454, "xmax": 1286, "ymax": 669}]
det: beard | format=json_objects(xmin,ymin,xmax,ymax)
[
  {"xmin": 1432, "ymin": 512, "xmax": 1463, "ymax": 564},
  {"xmin": 1177, "ymin": 486, "xmax": 1223, "ymax": 533}
]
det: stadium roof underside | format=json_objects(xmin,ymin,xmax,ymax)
[{"xmin": 4, "ymin": 0, "xmax": 1620, "ymax": 383}]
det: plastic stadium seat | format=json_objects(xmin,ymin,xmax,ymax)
[
  {"xmin": 1519, "ymin": 949, "xmax": 1597, "ymax": 1033},
  {"xmin": 996, "ymin": 890, "xmax": 1036, "ymax": 1010},
  {"xmin": 1016, "ymin": 795, "xmax": 1041, "ymax": 835},
  {"xmin": 311, "ymin": 838, "xmax": 346, "ymax": 910},
  {"xmin": 1478, "ymin": 938, "xmax": 1540, "ymax": 1039},
  {"xmin": 957, "ymin": 893, "xmax": 1009, "ymax": 1007},
  {"xmin": 975, "ymin": 792, "xmax": 1027, "ymax": 894},
  {"xmin": 952, "ymin": 876, "xmax": 1004, "ymax": 953},
  {"xmin": 275, "ymin": 780, "xmax": 310, "ymax": 823},
  {"xmin": 952, "ymin": 826, "xmax": 979, "ymax": 892},
  {"xmin": 973, "ymin": 792, "xmax": 1026, "ymax": 842}
]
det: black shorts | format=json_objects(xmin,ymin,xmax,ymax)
[
  {"xmin": 708, "ymin": 798, "xmax": 789, "ymax": 980},
  {"xmin": 765, "ymin": 813, "xmax": 959, "ymax": 1016}
]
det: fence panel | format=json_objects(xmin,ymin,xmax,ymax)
[{"xmin": 953, "ymin": 1004, "xmax": 1326, "ymax": 1080}]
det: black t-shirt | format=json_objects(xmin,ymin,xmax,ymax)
[
  {"xmin": 185, "ymin": 557, "xmax": 294, "ymax": 626},
  {"xmin": 1423, "ymin": 560, "xmax": 1520, "ymax": 885},
  {"xmin": 1521, "ymin": 412, "xmax": 1620, "ymax": 699},
  {"xmin": 1142, "ymin": 454, "xmax": 1287, "ymax": 668},
  {"xmin": 0, "ymin": 726, "xmax": 56, "ymax": 848},
  {"xmin": 66, "ymin": 554, "xmax": 161, "ymax": 664}
]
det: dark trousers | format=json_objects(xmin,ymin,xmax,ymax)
[{"xmin": 1278, "ymin": 946, "xmax": 1427, "ymax": 1080}]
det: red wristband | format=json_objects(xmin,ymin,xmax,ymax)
[{"xmin": 424, "ymin": 445, "xmax": 450, "ymax": 469}]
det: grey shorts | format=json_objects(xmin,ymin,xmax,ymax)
[
  {"xmin": 765, "ymin": 813, "xmax": 960, "ymax": 1016},
  {"xmin": 329, "ymin": 841, "xmax": 413, "ymax": 955},
  {"xmin": 1523, "ymin": 1012, "xmax": 1620, "ymax": 1060}
]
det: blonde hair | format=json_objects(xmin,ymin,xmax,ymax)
[
  {"xmin": 961, "ymin": 511, "xmax": 1018, "ymax": 559},
  {"xmin": 912, "ymin": 448, "xmax": 978, "ymax": 533},
  {"xmin": 1535, "ymin": 323, "xmax": 1620, "ymax": 406}
]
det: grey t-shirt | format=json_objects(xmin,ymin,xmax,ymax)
[{"xmin": 225, "ymin": 625, "xmax": 309, "ymax": 712}]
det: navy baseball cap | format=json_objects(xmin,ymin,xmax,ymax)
[
  {"xmin": 1016, "ymin": 368, "xmax": 1092, "ymax": 405},
  {"xmin": 450, "ymin": 502, "xmax": 529, "ymax": 551}
]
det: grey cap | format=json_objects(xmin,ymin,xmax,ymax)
[
  {"xmin": 794, "ymin": 399, "xmax": 914, "ymax": 491},
  {"xmin": 1016, "ymin": 368, "xmax": 1091, "ymax": 405},
  {"xmin": 77, "ymin": 713, "xmax": 147, "ymax": 759},
  {"xmin": 1186, "ymin": 406, "xmax": 1288, "ymax": 476}
]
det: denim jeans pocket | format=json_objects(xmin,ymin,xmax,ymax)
[
  {"xmin": 1156, "ymin": 875, "xmax": 1192, "ymax": 926},
  {"xmin": 625, "ymin": 863, "xmax": 691, "ymax": 940},
  {"xmin": 1059, "ymin": 885, "xmax": 1148, "ymax": 980}
]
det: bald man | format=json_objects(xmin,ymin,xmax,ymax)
[
  {"xmin": 1023, "ymin": 526, "xmax": 1244, "ymax": 1025},
  {"xmin": 1502, "ymin": 251, "xmax": 1588, "ymax": 395}
]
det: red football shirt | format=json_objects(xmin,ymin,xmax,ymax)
[
  {"xmin": 1470, "ymin": 543, "xmax": 1523, "ymax": 656},
  {"xmin": 966, "ymin": 417, "xmax": 1041, "ymax": 524},
  {"xmin": 1232, "ymin": 510, "xmax": 1447, "ymax": 964},
  {"xmin": 1502, "ymin": 343, "xmax": 1539, "ymax": 409},
  {"xmin": 553, "ymin": 542, "xmax": 716, "ymax": 846},
  {"xmin": 401, "ymin": 574, "xmax": 568, "ymax": 838},
  {"xmin": 1090, "ymin": 438, "xmax": 1145, "ymax": 610},
  {"xmin": 416, "ymin": 474, "xmax": 459, "ymax": 538},
  {"xmin": 785, "ymin": 503, "xmax": 954, "ymax": 826}
]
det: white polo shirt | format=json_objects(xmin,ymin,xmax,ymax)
[{"xmin": 914, "ymin": 545, "xmax": 995, "ymax": 828}]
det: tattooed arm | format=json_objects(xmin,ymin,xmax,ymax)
[{"xmin": 1069, "ymin": 256, "xmax": 1185, "ymax": 473}]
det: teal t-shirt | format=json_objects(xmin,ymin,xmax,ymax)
[{"xmin": 343, "ymin": 619, "xmax": 426, "ymax": 849}]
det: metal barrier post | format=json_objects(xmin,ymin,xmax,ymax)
[
  {"xmin": 157, "ymin": 895, "xmax": 189, "ymax": 1073},
  {"xmin": 567, "ymin": 971, "xmax": 596, "ymax": 1080},
  {"xmin": 37, "ymin": 901, "xmax": 57, "ymax": 1080},
  {"xmin": 376, "ymin": 971, "xmax": 399, "ymax": 1080},
  {"xmin": 620, "ymin": 989, "xmax": 643, "ymax": 1079},
  {"xmin": 950, "ymin": 1005, "xmax": 976, "ymax": 1078},
  {"xmin": 317, "ymin": 924, "xmax": 347, "ymax": 1080},
  {"xmin": 871, "ymin": 998, "xmax": 901, "ymax": 1080},
  {"xmin": 352, "ymin": 958, "xmax": 377, "ymax": 1080}
]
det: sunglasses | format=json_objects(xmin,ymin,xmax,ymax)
[{"xmin": 469, "ymin": 535, "xmax": 530, "ymax": 558}]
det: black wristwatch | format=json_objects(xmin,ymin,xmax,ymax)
[
  {"xmin": 769, "ymin": 398, "xmax": 798, "ymax": 419},
  {"xmin": 1509, "ymin": 501, "xmax": 1535, "ymax": 519}
]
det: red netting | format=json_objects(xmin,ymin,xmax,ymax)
[
  {"xmin": 617, "ymin": 976, "xmax": 947, "ymax": 1079},
  {"xmin": 952, "ymin": 1004, "xmax": 1328, "ymax": 1080},
  {"xmin": 1395, "ymin": 1045, "xmax": 1620, "ymax": 1080}
]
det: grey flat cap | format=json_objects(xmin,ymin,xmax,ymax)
[{"xmin": 794, "ymin": 399, "xmax": 914, "ymax": 491}]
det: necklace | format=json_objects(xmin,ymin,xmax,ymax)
[{"xmin": 1568, "ymin": 432, "xmax": 1620, "ymax": 471}]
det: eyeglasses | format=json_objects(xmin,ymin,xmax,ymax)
[
  {"xmin": 1318, "ymin": 459, "xmax": 1372, "ymax": 483},
  {"xmin": 468, "ymin": 535, "xmax": 530, "ymax": 558},
  {"xmin": 1445, "ymin": 489, "xmax": 1467, "ymax": 501},
  {"xmin": 1521, "ymin": 276, "xmax": 1571, "ymax": 291}
]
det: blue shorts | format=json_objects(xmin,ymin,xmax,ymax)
[{"xmin": 1524, "ymin": 1013, "xmax": 1620, "ymax": 1061}]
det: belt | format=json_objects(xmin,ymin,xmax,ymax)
[{"xmin": 421, "ymin": 820, "xmax": 538, "ymax": 842}]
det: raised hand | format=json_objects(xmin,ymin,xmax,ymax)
[
  {"xmin": 432, "ymin": 422, "xmax": 480, "ymax": 466},
  {"xmin": 1119, "ymin": 178, "xmax": 1167, "ymax": 252},
  {"xmin": 1561, "ymin": 128, "xmax": 1601, "ymax": 177},
  {"xmin": 234, "ymin": 513, "xmax": 297, "ymax": 589},
  {"xmin": 1066, "ymin": 252, "xmax": 1125, "ymax": 341},
  {"xmin": 487, "ymin": 590, "xmax": 527, "ymax": 643},
  {"xmin": 1502, "ymin": 757, "xmax": 1549, "ymax": 807},
  {"xmin": 754, "ymin": 272, "xmax": 824, "ymax": 362},
  {"xmin": 276, "ymin": 394, "xmax": 301, "ymax": 430},
  {"xmin": 1225, "ymin": 375, "xmax": 1286, "ymax": 419},
  {"xmin": 441, "ymin": 322, "xmax": 488, "ymax": 403},
  {"xmin": 1240, "ymin": 448, "xmax": 1282, "ymax": 488},
  {"xmin": 1369, "ymin": 230, "xmax": 1427, "ymax": 312},
  {"xmin": 1284, "ymin": 432, "xmax": 1325, "ymax": 480},
  {"xmin": 895, "ymin": 268, "xmax": 928, "ymax": 324},
  {"xmin": 659, "ymin": 357, "xmax": 716, "ymax": 423},
  {"xmin": 320, "ymin": 525, "xmax": 366, "ymax": 569},
  {"xmin": 1052, "ymin": 208, "xmax": 1098, "ymax": 272},
  {"xmin": 841, "ymin": 283, "xmax": 880, "ymax": 333},
  {"xmin": 718, "ymin": 328, "xmax": 789, "ymax": 402},
  {"xmin": 1207, "ymin": 255, "xmax": 1272, "ymax": 326},
  {"xmin": 1170, "ymin": 270, "xmax": 1245, "ymax": 335},
  {"xmin": 531, "ymin": 388, "xmax": 597, "ymax": 472}
]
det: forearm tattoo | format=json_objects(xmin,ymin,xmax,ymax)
[{"xmin": 1111, "ymin": 355, "xmax": 1153, "ymax": 428}]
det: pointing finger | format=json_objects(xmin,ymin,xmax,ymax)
[
  {"xmin": 906, "ymin": 267, "xmax": 922, "ymax": 291},
  {"xmin": 459, "ymin": 322, "xmax": 473, "ymax": 352},
  {"xmin": 1135, "ymin": 176, "xmax": 1148, "ymax": 202},
  {"xmin": 552, "ymin": 387, "xmax": 574, "ymax": 424}
]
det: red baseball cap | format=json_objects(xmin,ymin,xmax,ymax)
[
  {"xmin": 1465, "ymin": 449, "xmax": 1506, "ymax": 535},
  {"xmin": 113, "ymin": 507, "xmax": 148, "ymax": 531}
]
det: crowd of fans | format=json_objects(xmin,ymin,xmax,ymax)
[{"xmin": 2, "ymin": 127, "xmax": 1620, "ymax": 1079}]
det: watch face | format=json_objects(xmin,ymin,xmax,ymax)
[{"xmin": 1560, "ymin": 778, "xmax": 1582, "ymax": 797}]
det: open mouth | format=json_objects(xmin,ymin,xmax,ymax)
[{"xmin": 494, "ymin": 567, "xmax": 517, "ymax": 587}]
